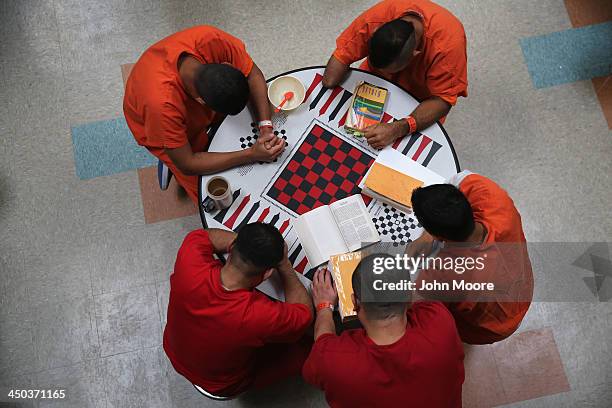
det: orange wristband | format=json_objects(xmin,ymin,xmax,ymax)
[
  {"xmin": 405, "ymin": 115, "xmax": 417, "ymax": 134},
  {"xmin": 316, "ymin": 302, "xmax": 334, "ymax": 312}
]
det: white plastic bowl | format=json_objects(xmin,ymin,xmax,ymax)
[{"xmin": 267, "ymin": 75, "xmax": 306, "ymax": 111}]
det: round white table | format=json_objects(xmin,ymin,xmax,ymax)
[{"xmin": 199, "ymin": 66, "xmax": 459, "ymax": 277}]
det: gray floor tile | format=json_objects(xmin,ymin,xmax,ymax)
[
  {"xmin": 100, "ymin": 347, "xmax": 170, "ymax": 408},
  {"xmin": 32, "ymin": 295, "xmax": 100, "ymax": 371},
  {"xmin": 551, "ymin": 313, "xmax": 611, "ymax": 391},
  {"xmin": 155, "ymin": 280, "xmax": 170, "ymax": 336},
  {"xmin": 34, "ymin": 360, "xmax": 108, "ymax": 408},
  {"xmin": 0, "ymin": 312, "xmax": 39, "ymax": 380},
  {"xmin": 94, "ymin": 284, "xmax": 161, "ymax": 357},
  {"xmin": 0, "ymin": 372, "xmax": 38, "ymax": 408}
]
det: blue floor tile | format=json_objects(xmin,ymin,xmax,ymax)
[
  {"xmin": 520, "ymin": 22, "xmax": 612, "ymax": 89},
  {"xmin": 71, "ymin": 117, "xmax": 156, "ymax": 179}
]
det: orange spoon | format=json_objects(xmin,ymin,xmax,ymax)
[{"xmin": 274, "ymin": 91, "xmax": 294, "ymax": 113}]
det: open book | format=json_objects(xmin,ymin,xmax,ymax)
[
  {"xmin": 360, "ymin": 147, "xmax": 445, "ymax": 213},
  {"xmin": 294, "ymin": 195, "xmax": 380, "ymax": 266}
]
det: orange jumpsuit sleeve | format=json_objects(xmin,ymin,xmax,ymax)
[
  {"xmin": 333, "ymin": 2, "xmax": 391, "ymax": 65},
  {"xmin": 425, "ymin": 38, "xmax": 468, "ymax": 106},
  {"xmin": 194, "ymin": 27, "xmax": 254, "ymax": 77},
  {"xmin": 144, "ymin": 99, "xmax": 189, "ymax": 149}
]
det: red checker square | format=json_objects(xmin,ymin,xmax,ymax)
[
  {"xmin": 275, "ymin": 178, "xmax": 288, "ymax": 190},
  {"xmin": 340, "ymin": 179, "xmax": 354, "ymax": 192},
  {"xmin": 300, "ymin": 144, "xmax": 312, "ymax": 155},
  {"xmin": 337, "ymin": 165, "xmax": 350, "ymax": 178},
  {"xmin": 302, "ymin": 156, "xmax": 316, "ymax": 168},
  {"xmin": 314, "ymin": 138, "xmax": 327, "ymax": 151},
  {"xmin": 293, "ymin": 189, "xmax": 307, "ymax": 202},
  {"xmin": 311, "ymin": 125, "xmax": 324, "ymax": 137},
  {"xmin": 319, "ymin": 154, "xmax": 331, "ymax": 166},
  {"xmin": 287, "ymin": 161, "xmax": 300, "ymax": 172},
  {"xmin": 297, "ymin": 204, "xmax": 311, "ymax": 214},
  {"xmin": 348, "ymin": 148, "xmax": 363, "ymax": 160},
  {"xmin": 325, "ymin": 184, "xmax": 339, "ymax": 197},
  {"xmin": 329, "ymin": 137, "xmax": 342, "ymax": 148},
  {"xmin": 289, "ymin": 174, "xmax": 303, "ymax": 186},
  {"xmin": 352, "ymin": 161, "xmax": 367, "ymax": 174},
  {"xmin": 333, "ymin": 150, "xmax": 347, "ymax": 162},
  {"xmin": 310, "ymin": 186, "xmax": 323, "ymax": 198},
  {"xmin": 305, "ymin": 171, "xmax": 318, "ymax": 184},
  {"xmin": 321, "ymin": 168, "xmax": 335, "ymax": 180},
  {"xmin": 277, "ymin": 192, "xmax": 291, "ymax": 204}
]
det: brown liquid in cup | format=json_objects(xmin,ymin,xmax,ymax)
[{"xmin": 208, "ymin": 178, "xmax": 228, "ymax": 197}]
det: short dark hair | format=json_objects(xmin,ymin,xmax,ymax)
[
  {"xmin": 195, "ymin": 63, "xmax": 249, "ymax": 115},
  {"xmin": 411, "ymin": 184, "xmax": 475, "ymax": 241},
  {"xmin": 232, "ymin": 223, "xmax": 284, "ymax": 275},
  {"xmin": 352, "ymin": 253, "xmax": 410, "ymax": 320},
  {"xmin": 368, "ymin": 19, "xmax": 416, "ymax": 69}
]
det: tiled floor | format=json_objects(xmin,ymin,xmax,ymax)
[{"xmin": 0, "ymin": 1, "xmax": 611, "ymax": 407}]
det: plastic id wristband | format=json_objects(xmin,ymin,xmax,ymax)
[
  {"xmin": 258, "ymin": 120, "xmax": 273, "ymax": 129},
  {"xmin": 405, "ymin": 115, "xmax": 417, "ymax": 134},
  {"xmin": 316, "ymin": 302, "xmax": 334, "ymax": 313}
]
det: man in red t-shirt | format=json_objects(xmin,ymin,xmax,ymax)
[
  {"xmin": 408, "ymin": 171, "xmax": 534, "ymax": 344},
  {"xmin": 124, "ymin": 26, "xmax": 285, "ymax": 202},
  {"xmin": 303, "ymin": 254, "xmax": 464, "ymax": 408},
  {"xmin": 163, "ymin": 223, "xmax": 313, "ymax": 397}
]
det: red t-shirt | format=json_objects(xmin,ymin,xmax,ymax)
[
  {"xmin": 163, "ymin": 230, "xmax": 312, "ymax": 395},
  {"xmin": 303, "ymin": 302, "xmax": 464, "ymax": 408}
]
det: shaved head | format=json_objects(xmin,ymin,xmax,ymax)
[{"xmin": 369, "ymin": 19, "xmax": 416, "ymax": 70}]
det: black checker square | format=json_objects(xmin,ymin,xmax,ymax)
[
  {"xmin": 286, "ymin": 198, "xmax": 300, "ymax": 212},
  {"xmin": 327, "ymin": 159, "xmax": 341, "ymax": 171}
]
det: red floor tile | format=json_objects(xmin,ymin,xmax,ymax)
[
  {"xmin": 462, "ymin": 345, "xmax": 506, "ymax": 408},
  {"xmin": 462, "ymin": 328, "xmax": 570, "ymax": 407},
  {"xmin": 137, "ymin": 166, "xmax": 198, "ymax": 224},
  {"xmin": 564, "ymin": 0, "xmax": 612, "ymax": 28},
  {"xmin": 592, "ymin": 76, "xmax": 612, "ymax": 129}
]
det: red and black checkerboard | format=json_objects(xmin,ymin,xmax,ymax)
[{"xmin": 265, "ymin": 124, "xmax": 374, "ymax": 215}]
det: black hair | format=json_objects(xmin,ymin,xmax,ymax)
[
  {"xmin": 195, "ymin": 63, "xmax": 249, "ymax": 115},
  {"xmin": 411, "ymin": 184, "xmax": 475, "ymax": 241},
  {"xmin": 352, "ymin": 253, "xmax": 410, "ymax": 320},
  {"xmin": 368, "ymin": 19, "xmax": 416, "ymax": 69},
  {"xmin": 232, "ymin": 223, "xmax": 284, "ymax": 275}
]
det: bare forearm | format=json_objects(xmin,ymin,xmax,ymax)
[
  {"xmin": 248, "ymin": 64, "xmax": 271, "ymax": 122},
  {"xmin": 184, "ymin": 149, "xmax": 254, "ymax": 175},
  {"xmin": 410, "ymin": 97, "xmax": 452, "ymax": 131},
  {"xmin": 280, "ymin": 269, "xmax": 314, "ymax": 316},
  {"xmin": 323, "ymin": 55, "xmax": 349, "ymax": 88},
  {"xmin": 314, "ymin": 309, "xmax": 335, "ymax": 340},
  {"xmin": 206, "ymin": 229, "xmax": 237, "ymax": 253}
]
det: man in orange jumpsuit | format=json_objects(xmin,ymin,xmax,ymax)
[
  {"xmin": 124, "ymin": 26, "xmax": 284, "ymax": 203},
  {"xmin": 323, "ymin": 0, "xmax": 468, "ymax": 149},
  {"xmin": 408, "ymin": 171, "xmax": 534, "ymax": 344}
]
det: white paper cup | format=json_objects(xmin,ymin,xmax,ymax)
[
  {"xmin": 267, "ymin": 75, "xmax": 306, "ymax": 111},
  {"xmin": 206, "ymin": 176, "xmax": 233, "ymax": 211}
]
